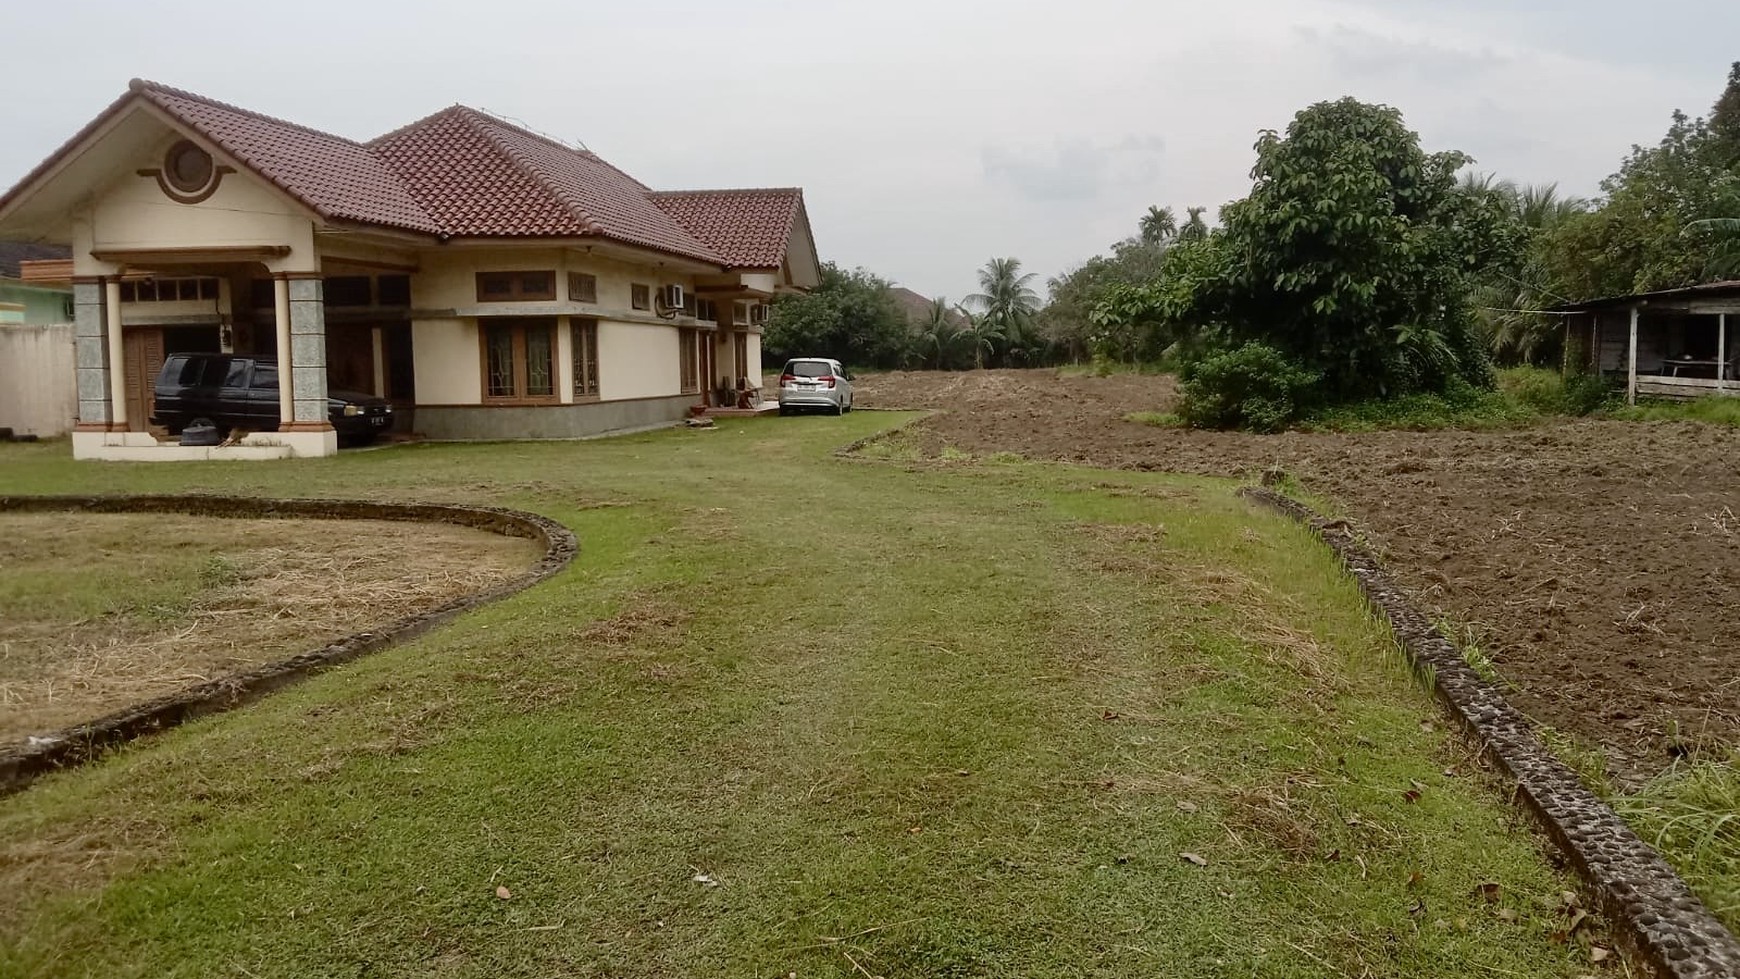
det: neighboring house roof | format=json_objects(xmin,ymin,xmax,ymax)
[
  {"xmin": 890, "ymin": 286, "xmax": 965, "ymax": 327},
  {"xmin": 0, "ymin": 241, "xmax": 69, "ymax": 281},
  {"xmin": 1554, "ymin": 280, "xmax": 1740, "ymax": 312},
  {"xmin": 650, "ymin": 189, "xmax": 804, "ymax": 269},
  {"xmin": 0, "ymin": 80, "xmax": 814, "ymax": 272}
]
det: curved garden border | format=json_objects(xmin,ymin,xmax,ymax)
[
  {"xmin": 1242, "ymin": 486, "xmax": 1739, "ymax": 979},
  {"xmin": 0, "ymin": 494, "xmax": 578, "ymax": 796}
]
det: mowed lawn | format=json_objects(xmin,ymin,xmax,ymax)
[{"xmin": 0, "ymin": 417, "xmax": 1596, "ymax": 977}]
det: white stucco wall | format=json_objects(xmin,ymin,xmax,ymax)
[
  {"xmin": 409, "ymin": 247, "xmax": 696, "ymax": 314},
  {"xmin": 78, "ymin": 134, "xmax": 317, "ymax": 275},
  {"xmin": 413, "ymin": 318, "xmax": 481, "ymax": 404},
  {"xmin": 598, "ymin": 321, "xmax": 679, "ymax": 401}
]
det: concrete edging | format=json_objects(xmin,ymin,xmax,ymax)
[
  {"xmin": 1242, "ymin": 486, "xmax": 1739, "ymax": 979},
  {"xmin": 0, "ymin": 494, "xmax": 579, "ymax": 796}
]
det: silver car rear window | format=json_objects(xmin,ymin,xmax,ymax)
[{"xmin": 786, "ymin": 361, "xmax": 832, "ymax": 378}]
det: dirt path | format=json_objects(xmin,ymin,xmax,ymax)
[{"xmin": 857, "ymin": 369, "xmax": 1740, "ymax": 783}]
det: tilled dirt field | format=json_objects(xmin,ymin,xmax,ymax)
[{"xmin": 857, "ymin": 369, "xmax": 1740, "ymax": 783}]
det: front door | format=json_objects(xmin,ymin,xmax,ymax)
[{"xmin": 122, "ymin": 328, "xmax": 166, "ymax": 432}]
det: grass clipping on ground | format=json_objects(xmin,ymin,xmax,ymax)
[
  {"xmin": 0, "ymin": 424, "xmax": 1610, "ymax": 978},
  {"xmin": 0, "ymin": 514, "xmax": 541, "ymax": 741}
]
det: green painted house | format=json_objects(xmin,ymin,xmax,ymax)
[{"xmin": 0, "ymin": 241, "xmax": 72, "ymax": 324}]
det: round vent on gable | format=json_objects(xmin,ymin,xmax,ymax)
[{"xmin": 156, "ymin": 140, "xmax": 223, "ymax": 203}]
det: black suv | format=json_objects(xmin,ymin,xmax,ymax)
[{"xmin": 151, "ymin": 353, "xmax": 392, "ymax": 443}]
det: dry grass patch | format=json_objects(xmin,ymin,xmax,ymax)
[{"xmin": 0, "ymin": 514, "xmax": 540, "ymax": 742}]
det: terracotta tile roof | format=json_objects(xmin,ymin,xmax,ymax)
[
  {"xmin": 1, "ymin": 80, "xmax": 813, "ymax": 273},
  {"xmin": 0, "ymin": 240, "xmax": 69, "ymax": 281},
  {"xmin": 370, "ymin": 107, "xmax": 722, "ymax": 262},
  {"xmin": 134, "ymin": 80, "xmax": 441, "ymax": 235},
  {"xmin": 650, "ymin": 188, "xmax": 804, "ymax": 269}
]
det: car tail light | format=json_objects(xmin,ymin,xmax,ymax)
[
  {"xmin": 820, "ymin": 375, "xmax": 836, "ymax": 389},
  {"xmin": 780, "ymin": 373, "xmax": 796, "ymax": 384}
]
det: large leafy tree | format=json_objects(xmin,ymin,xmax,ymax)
[
  {"xmin": 1542, "ymin": 64, "xmax": 1740, "ymax": 299},
  {"xmin": 1204, "ymin": 98, "xmax": 1507, "ymax": 398},
  {"xmin": 1037, "ymin": 208, "xmax": 1202, "ymax": 362},
  {"xmin": 763, "ymin": 262, "xmax": 911, "ymax": 369}
]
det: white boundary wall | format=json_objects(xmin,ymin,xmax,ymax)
[{"xmin": 0, "ymin": 324, "xmax": 76, "ymax": 437}]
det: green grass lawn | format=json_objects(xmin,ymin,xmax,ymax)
[{"xmin": 0, "ymin": 419, "xmax": 1601, "ymax": 977}]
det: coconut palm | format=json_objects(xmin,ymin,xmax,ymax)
[
  {"xmin": 956, "ymin": 307, "xmax": 1003, "ymax": 371},
  {"xmin": 966, "ymin": 257, "xmax": 1041, "ymax": 367},
  {"xmin": 915, "ymin": 297, "xmax": 973, "ymax": 370},
  {"xmin": 1139, "ymin": 205, "xmax": 1178, "ymax": 245},
  {"xmin": 1468, "ymin": 178, "xmax": 1590, "ymax": 364}
]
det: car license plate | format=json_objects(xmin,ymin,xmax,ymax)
[{"xmin": 369, "ymin": 415, "xmax": 387, "ymax": 426}]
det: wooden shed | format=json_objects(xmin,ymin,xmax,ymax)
[{"xmin": 1558, "ymin": 281, "xmax": 1740, "ymax": 403}]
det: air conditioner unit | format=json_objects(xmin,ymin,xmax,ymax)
[{"xmin": 660, "ymin": 284, "xmax": 685, "ymax": 310}]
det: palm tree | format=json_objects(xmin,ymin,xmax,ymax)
[
  {"xmin": 966, "ymin": 257, "xmax": 1041, "ymax": 367},
  {"xmin": 956, "ymin": 307, "xmax": 1002, "ymax": 371},
  {"xmin": 1685, "ymin": 218, "xmax": 1740, "ymax": 278},
  {"xmin": 1139, "ymin": 205, "xmax": 1178, "ymax": 245},
  {"xmin": 915, "ymin": 297, "xmax": 970, "ymax": 369},
  {"xmin": 1178, "ymin": 206, "xmax": 1210, "ymax": 243},
  {"xmin": 1465, "ymin": 178, "xmax": 1591, "ymax": 364}
]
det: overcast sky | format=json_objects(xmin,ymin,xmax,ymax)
[{"xmin": 6, "ymin": 1, "xmax": 1738, "ymax": 301}]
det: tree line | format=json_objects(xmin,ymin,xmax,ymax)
[
  {"xmin": 763, "ymin": 62, "xmax": 1740, "ymax": 429},
  {"xmin": 761, "ymin": 257, "xmax": 1060, "ymax": 371}
]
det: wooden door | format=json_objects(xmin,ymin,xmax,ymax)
[{"xmin": 122, "ymin": 328, "xmax": 166, "ymax": 432}]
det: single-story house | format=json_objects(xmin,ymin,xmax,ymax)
[
  {"xmin": 0, "ymin": 241, "xmax": 72, "ymax": 324},
  {"xmin": 1557, "ymin": 281, "xmax": 1740, "ymax": 403},
  {"xmin": 0, "ymin": 79, "xmax": 820, "ymax": 460}
]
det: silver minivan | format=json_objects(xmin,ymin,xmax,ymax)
[{"xmin": 777, "ymin": 358, "xmax": 854, "ymax": 415}]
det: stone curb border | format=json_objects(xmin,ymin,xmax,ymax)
[
  {"xmin": 1241, "ymin": 486, "xmax": 1739, "ymax": 979},
  {"xmin": 0, "ymin": 494, "xmax": 579, "ymax": 797}
]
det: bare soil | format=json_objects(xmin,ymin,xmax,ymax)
[
  {"xmin": 0, "ymin": 515, "xmax": 542, "ymax": 742},
  {"xmin": 857, "ymin": 369, "xmax": 1740, "ymax": 782}
]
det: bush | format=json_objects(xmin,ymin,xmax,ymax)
[
  {"xmin": 1496, "ymin": 367, "xmax": 1614, "ymax": 416},
  {"xmin": 1176, "ymin": 343, "xmax": 1320, "ymax": 432}
]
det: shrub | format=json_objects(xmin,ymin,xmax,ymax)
[
  {"xmin": 1176, "ymin": 343, "xmax": 1320, "ymax": 432},
  {"xmin": 1561, "ymin": 372, "xmax": 1617, "ymax": 414},
  {"xmin": 1497, "ymin": 367, "xmax": 1613, "ymax": 416}
]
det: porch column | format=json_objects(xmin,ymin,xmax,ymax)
[
  {"xmin": 71, "ymin": 278, "xmax": 114, "ymax": 429},
  {"xmin": 1627, "ymin": 306, "xmax": 1639, "ymax": 406},
  {"xmin": 273, "ymin": 276, "xmax": 294, "ymax": 426},
  {"xmin": 104, "ymin": 279, "xmax": 127, "ymax": 429},
  {"xmin": 1721, "ymin": 314, "xmax": 1729, "ymax": 393},
  {"xmin": 285, "ymin": 275, "xmax": 331, "ymax": 429}
]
